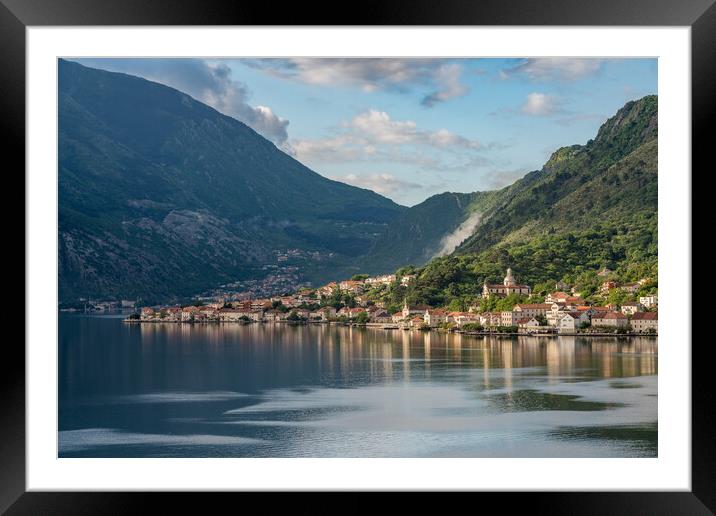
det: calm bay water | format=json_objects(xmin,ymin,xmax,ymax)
[{"xmin": 59, "ymin": 313, "xmax": 657, "ymax": 458}]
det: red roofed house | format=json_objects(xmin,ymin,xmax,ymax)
[
  {"xmin": 630, "ymin": 311, "xmax": 658, "ymax": 332},
  {"xmin": 592, "ymin": 311, "xmax": 629, "ymax": 328},
  {"xmin": 513, "ymin": 303, "xmax": 552, "ymax": 319},
  {"xmin": 600, "ymin": 280, "xmax": 618, "ymax": 294},
  {"xmin": 545, "ymin": 291, "xmax": 570, "ymax": 304},
  {"xmin": 424, "ymin": 309, "xmax": 447, "ymax": 326},
  {"xmin": 181, "ymin": 305, "xmax": 199, "ymax": 321},
  {"xmin": 409, "ymin": 316, "xmax": 425, "ymax": 328},
  {"xmin": 517, "ymin": 317, "xmax": 541, "ymax": 333}
]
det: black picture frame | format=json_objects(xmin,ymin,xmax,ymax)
[{"xmin": 2, "ymin": 0, "xmax": 710, "ymax": 512}]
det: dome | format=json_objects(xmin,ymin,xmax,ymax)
[{"xmin": 503, "ymin": 268, "xmax": 516, "ymax": 286}]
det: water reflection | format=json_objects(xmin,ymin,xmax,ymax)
[{"xmin": 59, "ymin": 315, "xmax": 658, "ymax": 458}]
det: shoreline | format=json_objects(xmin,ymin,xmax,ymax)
[{"xmin": 122, "ymin": 318, "xmax": 656, "ymax": 337}]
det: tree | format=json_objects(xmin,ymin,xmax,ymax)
[{"xmin": 353, "ymin": 311, "xmax": 369, "ymax": 324}]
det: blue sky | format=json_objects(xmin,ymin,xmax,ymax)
[{"xmin": 73, "ymin": 58, "xmax": 657, "ymax": 206}]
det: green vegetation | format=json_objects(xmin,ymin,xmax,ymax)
[
  {"xmin": 360, "ymin": 95, "xmax": 658, "ymax": 310},
  {"xmin": 461, "ymin": 323, "xmax": 484, "ymax": 332}
]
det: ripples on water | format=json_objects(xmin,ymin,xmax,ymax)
[{"xmin": 59, "ymin": 314, "xmax": 658, "ymax": 458}]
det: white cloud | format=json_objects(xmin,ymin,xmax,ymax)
[
  {"xmin": 348, "ymin": 110, "xmax": 482, "ymax": 149},
  {"xmin": 330, "ymin": 173, "xmax": 422, "ymax": 196},
  {"xmin": 421, "ymin": 63, "xmax": 469, "ymax": 107},
  {"xmin": 248, "ymin": 58, "xmax": 469, "ymax": 106},
  {"xmin": 504, "ymin": 58, "xmax": 603, "ymax": 81},
  {"xmin": 289, "ymin": 110, "xmax": 484, "ymax": 170},
  {"xmin": 521, "ymin": 93, "xmax": 560, "ymax": 116}
]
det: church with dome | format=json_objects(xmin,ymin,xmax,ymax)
[{"xmin": 482, "ymin": 268, "xmax": 532, "ymax": 298}]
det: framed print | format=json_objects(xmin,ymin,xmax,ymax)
[{"xmin": 4, "ymin": 0, "xmax": 712, "ymax": 512}]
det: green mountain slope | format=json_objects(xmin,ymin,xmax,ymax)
[
  {"xmin": 358, "ymin": 192, "xmax": 479, "ymax": 273},
  {"xmin": 358, "ymin": 168, "xmax": 550, "ymax": 274},
  {"xmin": 376, "ymin": 95, "xmax": 658, "ymax": 309},
  {"xmin": 59, "ymin": 60, "xmax": 404, "ymax": 303}
]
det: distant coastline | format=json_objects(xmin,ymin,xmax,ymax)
[{"xmin": 120, "ymin": 317, "xmax": 657, "ymax": 338}]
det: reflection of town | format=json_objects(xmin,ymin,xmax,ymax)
[{"xmin": 133, "ymin": 323, "xmax": 658, "ymax": 384}]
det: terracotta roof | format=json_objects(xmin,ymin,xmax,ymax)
[
  {"xmin": 598, "ymin": 311, "xmax": 627, "ymax": 319},
  {"xmin": 631, "ymin": 312, "xmax": 658, "ymax": 320},
  {"xmin": 515, "ymin": 303, "xmax": 552, "ymax": 309}
]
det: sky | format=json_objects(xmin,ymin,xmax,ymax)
[{"xmin": 73, "ymin": 57, "xmax": 657, "ymax": 207}]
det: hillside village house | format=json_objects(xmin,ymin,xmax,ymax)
[
  {"xmin": 556, "ymin": 311, "xmax": 590, "ymax": 333},
  {"xmin": 592, "ymin": 311, "xmax": 629, "ymax": 328},
  {"xmin": 630, "ymin": 311, "xmax": 658, "ymax": 332},
  {"xmin": 401, "ymin": 299, "xmax": 430, "ymax": 319},
  {"xmin": 219, "ymin": 308, "xmax": 250, "ymax": 322},
  {"xmin": 400, "ymin": 274, "xmax": 416, "ymax": 285},
  {"xmin": 501, "ymin": 311, "xmax": 518, "ymax": 326},
  {"xmin": 424, "ymin": 309, "xmax": 448, "ymax": 326},
  {"xmin": 369, "ymin": 308, "xmax": 392, "ymax": 323},
  {"xmin": 448, "ymin": 312, "xmax": 480, "ymax": 327},
  {"xmin": 621, "ymin": 282, "xmax": 641, "ymax": 294},
  {"xmin": 316, "ymin": 282, "xmax": 338, "ymax": 299},
  {"xmin": 620, "ymin": 302, "xmax": 642, "ymax": 315},
  {"xmin": 517, "ymin": 317, "xmax": 541, "ymax": 333},
  {"xmin": 513, "ymin": 303, "xmax": 552, "ymax": 319},
  {"xmin": 639, "ymin": 295, "xmax": 658, "ymax": 308},
  {"xmin": 181, "ymin": 306, "xmax": 199, "ymax": 321},
  {"xmin": 364, "ymin": 274, "xmax": 395, "ymax": 285},
  {"xmin": 339, "ymin": 280, "xmax": 365, "ymax": 294},
  {"xmin": 482, "ymin": 268, "xmax": 532, "ymax": 298},
  {"xmin": 409, "ymin": 316, "xmax": 425, "ymax": 328},
  {"xmin": 545, "ymin": 291, "xmax": 584, "ymax": 304},
  {"xmin": 480, "ymin": 312, "xmax": 502, "ymax": 327},
  {"xmin": 600, "ymin": 280, "xmax": 618, "ymax": 294}
]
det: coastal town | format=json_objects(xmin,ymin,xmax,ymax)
[{"xmin": 129, "ymin": 268, "xmax": 658, "ymax": 336}]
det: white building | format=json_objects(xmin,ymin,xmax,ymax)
[
  {"xmin": 639, "ymin": 295, "xmax": 658, "ymax": 308},
  {"xmin": 556, "ymin": 311, "xmax": 589, "ymax": 333},
  {"xmin": 517, "ymin": 317, "xmax": 541, "ymax": 333},
  {"xmin": 482, "ymin": 268, "xmax": 531, "ymax": 298},
  {"xmin": 620, "ymin": 302, "xmax": 642, "ymax": 315}
]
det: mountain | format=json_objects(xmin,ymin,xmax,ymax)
[
  {"xmin": 455, "ymin": 95, "xmax": 657, "ymax": 256},
  {"xmin": 359, "ymin": 192, "xmax": 480, "ymax": 273},
  {"xmin": 365, "ymin": 95, "xmax": 658, "ymax": 309},
  {"xmin": 58, "ymin": 59, "xmax": 404, "ymax": 303}
]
